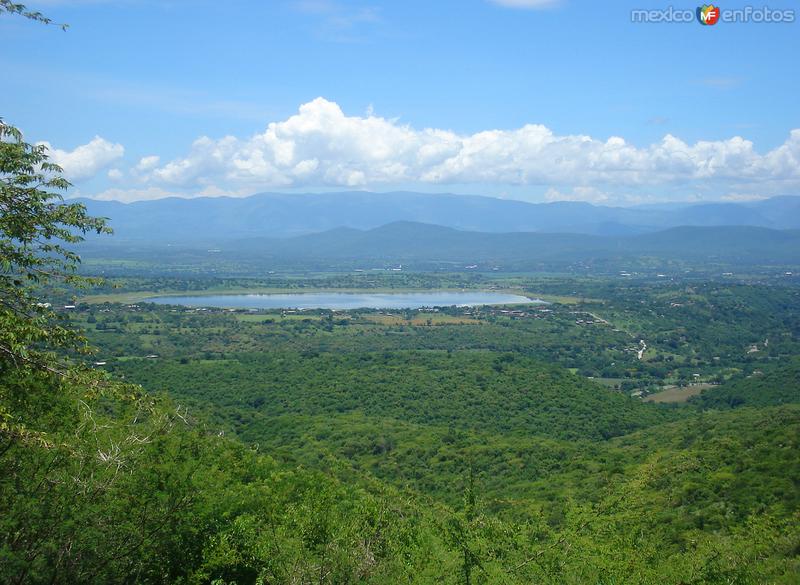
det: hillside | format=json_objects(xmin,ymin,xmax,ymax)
[
  {"xmin": 692, "ymin": 358, "xmax": 800, "ymax": 409},
  {"xmin": 116, "ymin": 351, "xmax": 677, "ymax": 442},
  {"xmin": 57, "ymin": 292, "xmax": 800, "ymax": 583}
]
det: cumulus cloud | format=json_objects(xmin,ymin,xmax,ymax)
[
  {"xmin": 42, "ymin": 136, "xmax": 124, "ymax": 181},
  {"xmin": 135, "ymin": 155, "xmax": 161, "ymax": 171},
  {"xmin": 130, "ymin": 97, "xmax": 800, "ymax": 202}
]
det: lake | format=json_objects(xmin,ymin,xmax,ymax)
[{"xmin": 144, "ymin": 291, "xmax": 542, "ymax": 310}]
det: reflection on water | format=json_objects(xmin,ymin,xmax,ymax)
[{"xmin": 144, "ymin": 291, "xmax": 543, "ymax": 310}]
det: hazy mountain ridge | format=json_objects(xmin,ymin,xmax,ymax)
[
  {"xmin": 76, "ymin": 220, "xmax": 800, "ymax": 273},
  {"xmin": 255, "ymin": 222, "xmax": 800, "ymax": 263},
  {"xmin": 76, "ymin": 192, "xmax": 800, "ymax": 242}
]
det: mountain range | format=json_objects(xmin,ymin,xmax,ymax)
[
  {"xmin": 75, "ymin": 220, "xmax": 800, "ymax": 274},
  {"xmin": 76, "ymin": 192, "xmax": 800, "ymax": 242}
]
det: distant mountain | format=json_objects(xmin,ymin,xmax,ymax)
[
  {"xmin": 75, "ymin": 192, "xmax": 800, "ymax": 242},
  {"xmin": 77, "ymin": 220, "xmax": 800, "ymax": 274},
  {"xmin": 742, "ymin": 196, "xmax": 800, "ymax": 229},
  {"xmin": 250, "ymin": 222, "xmax": 800, "ymax": 264}
]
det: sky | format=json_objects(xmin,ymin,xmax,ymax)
[{"xmin": 1, "ymin": 0, "xmax": 798, "ymax": 205}]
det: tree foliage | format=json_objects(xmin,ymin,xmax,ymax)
[
  {"xmin": 0, "ymin": 120, "xmax": 110, "ymax": 375},
  {"xmin": 0, "ymin": 0, "xmax": 67, "ymax": 29}
]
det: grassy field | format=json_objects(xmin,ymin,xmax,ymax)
[
  {"xmin": 594, "ymin": 377, "xmax": 626, "ymax": 387},
  {"xmin": 233, "ymin": 313, "xmax": 330, "ymax": 322},
  {"xmin": 531, "ymin": 293, "xmax": 595, "ymax": 305},
  {"xmin": 644, "ymin": 384, "xmax": 715, "ymax": 403},
  {"xmin": 363, "ymin": 313, "xmax": 483, "ymax": 326}
]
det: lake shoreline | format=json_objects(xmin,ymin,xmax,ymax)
[{"xmin": 140, "ymin": 291, "xmax": 546, "ymax": 310}]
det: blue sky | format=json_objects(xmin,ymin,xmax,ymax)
[{"xmin": 1, "ymin": 0, "xmax": 798, "ymax": 204}]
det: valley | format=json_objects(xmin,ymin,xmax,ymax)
[{"xmin": 37, "ymin": 272, "xmax": 797, "ymax": 582}]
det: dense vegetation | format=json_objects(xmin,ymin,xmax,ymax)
[
  {"xmin": 40, "ymin": 276, "xmax": 798, "ymax": 583},
  {"xmin": 77, "ymin": 278, "xmax": 800, "ymax": 396},
  {"xmin": 691, "ymin": 358, "xmax": 800, "ymax": 409}
]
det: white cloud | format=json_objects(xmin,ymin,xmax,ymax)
[
  {"xmin": 135, "ymin": 155, "xmax": 161, "ymax": 171},
  {"xmin": 720, "ymin": 192, "xmax": 769, "ymax": 202},
  {"xmin": 107, "ymin": 168, "xmax": 123, "ymax": 181},
  {"xmin": 88, "ymin": 184, "xmax": 254, "ymax": 203},
  {"xmin": 42, "ymin": 136, "xmax": 124, "ymax": 181},
  {"xmin": 131, "ymin": 97, "xmax": 800, "ymax": 203},
  {"xmin": 91, "ymin": 187, "xmax": 182, "ymax": 203},
  {"xmin": 194, "ymin": 185, "xmax": 253, "ymax": 198},
  {"xmin": 545, "ymin": 186, "xmax": 610, "ymax": 204}
]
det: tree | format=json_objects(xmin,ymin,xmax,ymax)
[
  {"xmin": 0, "ymin": 0, "xmax": 67, "ymax": 29},
  {"xmin": 0, "ymin": 120, "xmax": 111, "ymax": 376}
]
